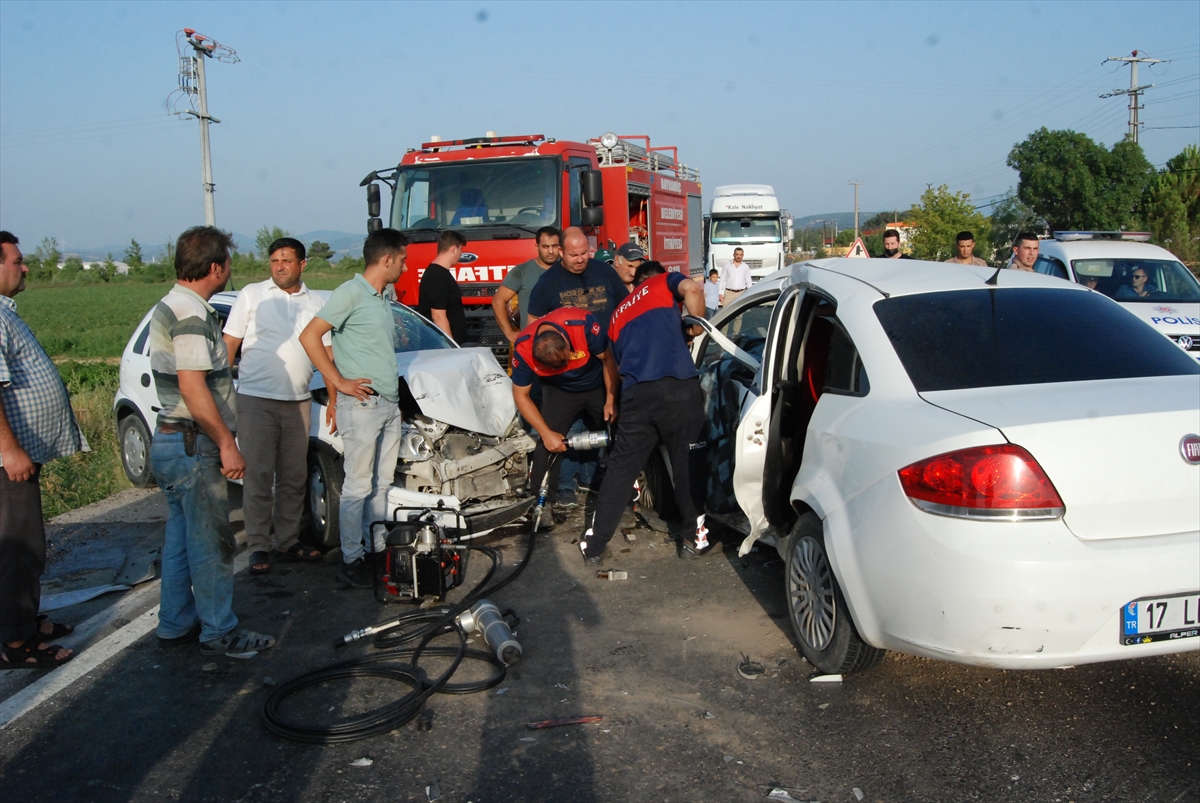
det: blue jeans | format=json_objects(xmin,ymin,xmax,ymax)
[
  {"xmin": 151, "ymin": 430, "xmax": 238, "ymax": 643},
  {"xmin": 336, "ymin": 394, "xmax": 402, "ymax": 563}
]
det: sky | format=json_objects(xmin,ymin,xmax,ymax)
[{"xmin": 1, "ymin": 0, "xmax": 1197, "ymax": 253}]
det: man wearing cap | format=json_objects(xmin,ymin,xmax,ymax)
[
  {"xmin": 612, "ymin": 242, "xmax": 645, "ymax": 293},
  {"xmin": 510, "ymin": 307, "xmax": 617, "ymax": 511},
  {"xmin": 944, "ymin": 231, "xmax": 988, "ymax": 266},
  {"xmin": 718, "ymin": 248, "xmax": 752, "ymax": 307}
]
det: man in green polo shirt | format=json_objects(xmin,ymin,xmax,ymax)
[{"xmin": 300, "ymin": 228, "xmax": 408, "ymax": 588}]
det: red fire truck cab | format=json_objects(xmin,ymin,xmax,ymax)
[{"xmin": 361, "ymin": 132, "xmax": 703, "ymax": 357}]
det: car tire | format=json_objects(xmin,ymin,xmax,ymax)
[
  {"xmin": 306, "ymin": 447, "xmax": 343, "ymax": 549},
  {"xmin": 784, "ymin": 512, "xmax": 885, "ymax": 674},
  {"xmin": 118, "ymin": 413, "xmax": 156, "ymax": 488},
  {"xmin": 636, "ymin": 449, "xmax": 679, "ymax": 520}
]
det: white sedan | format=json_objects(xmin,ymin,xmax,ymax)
[{"xmin": 672, "ymin": 258, "xmax": 1200, "ymax": 673}]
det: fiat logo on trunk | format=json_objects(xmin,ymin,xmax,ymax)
[
  {"xmin": 459, "ymin": 252, "xmax": 479, "ymax": 264},
  {"xmin": 1182, "ymin": 435, "xmax": 1200, "ymax": 465}
]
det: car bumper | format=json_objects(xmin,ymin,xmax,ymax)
[{"xmin": 827, "ymin": 477, "xmax": 1200, "ymax": 669}]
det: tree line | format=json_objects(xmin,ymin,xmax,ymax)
[{"xmin": 801, "ymin": 131, "xmax": 1198, "ymax": 266}]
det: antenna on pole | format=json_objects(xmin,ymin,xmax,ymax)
[
  {"xmin": 1099, "ymin": 50, "xmax": 1165, "ymax": 145},
  {"xmin": 168, "ymin": 29, "xmax": 239, "ymax": 226}
]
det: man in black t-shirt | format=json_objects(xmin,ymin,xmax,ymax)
[
  {"xmin": 527, "ymin": 227, "xmax": 628, "ymax": 329},
  {"xmin": 418, "ymin": 230, "xmax": 468, "ymax": 343}
]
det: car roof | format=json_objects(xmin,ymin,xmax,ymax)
[
  {"xmin": 1038, "ymin": 239, "xmax": 1180, "ymax": 262},
  {"xmin": 784, "ymin": 257, "xmax": 1089, "ymax": 300}
]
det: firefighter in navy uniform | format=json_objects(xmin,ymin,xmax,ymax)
[
  {"xmin": 511, "ymin": 307, "xmax": 618, "ymax": 509},
  {"xmin": 580, "ymin": 261, "xmax": 709, "ymax": 564}
]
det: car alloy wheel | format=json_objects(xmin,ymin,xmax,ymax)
[{"xmin": 788, "ymin": 533, "xmax": 836, "ymax": 651}]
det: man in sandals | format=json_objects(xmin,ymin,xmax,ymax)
[
  {"xmin": 223, "ymin": 237, "xmax": 326, "ymax": 574},
  {"xmin": 0, "ymin": 231, "xmax": 82, "ymax": 669},
  {"xmin": 150, "ymin": 227, "xmax": 275, "ymax": 658}
]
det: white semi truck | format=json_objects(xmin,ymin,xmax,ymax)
[{"xmin": 707, "ymin": 184, "xmax": 791, "ymax": 280}]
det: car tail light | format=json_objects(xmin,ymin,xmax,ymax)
[{"xmin": 898, "ymin": 444, "xmax": 1064, "ymax": 520}]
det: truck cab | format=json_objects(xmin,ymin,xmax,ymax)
[{"xmin": 708, "ymin": 184, "xmax": 787, "ymax": 281}]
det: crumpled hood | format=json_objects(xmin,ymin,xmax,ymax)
[{"xmin": 397, "ymin": 348, "xmax": 516, "ymax": 437}]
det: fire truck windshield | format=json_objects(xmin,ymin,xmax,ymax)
[
  {"xmin": 392, "ymin": 158, "xmax": 560, "ymax": 234},
  {"xmin": 710, "ymin": 216, "xmax": 782, "ymax": 243}
]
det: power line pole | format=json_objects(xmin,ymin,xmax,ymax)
[
  {"xmin": 172, "ymin": 29, "xmax": 239, "ymax": 226},
  {"xmin": 850, "ymin": 181, "xmax": 863, "ymax": 238},
  {"xmin": 1100, "ymin": 50, "xmax": 1165, "ymax": 144}
]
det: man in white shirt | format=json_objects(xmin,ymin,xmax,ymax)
[
  {"xmin": 719, "ymin": 248, "xmax": 752, "ymax": 307},
  {"xmin": 222, "ymin": 238, "xmax": 327, "ymax": 574}
]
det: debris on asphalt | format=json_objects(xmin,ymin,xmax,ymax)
[
  {"xmin": 493, "ymin": 687, "xmax": 508, "ymax": 696},
  {"xmin": 620, "ymin": 548, "xmax": 631, "ymax": 553},
  {"xmin": 703, "ymin": 711, "xmax": 716, "ymax": 720},
  {"xmin": 416, "ymin": 710, "xmax": 433, "ymax": 732},
  {"xmin": 818, "ymin": 703, "xmax": 830, "ymax": 710},
  {"xmin": 425, "ymin": 779, "xmax": 441, "ymax": 801},
  {"xmin": 724, "ymin": 755, "xmax": 735, "ymax": 763},
  {"xmin": 810, "ymin": 673, "xmax": 843, "ymax": 683},
  {"xmin": 597, "ymin": 570, "xmax": 628, "ymax": 580},
  {"xmin": 350, "ymin": 758, "xmax": 373, "ymax": 767},
  {"xmin": 737, "ymin": 654, "xmax": 766, "ymax": 680},
  {"xmin": 765, "ymin": 789, "xmax": 802, "ymax": 801},
  {"xmin": 38, "ymin": 584, "xmax": 132, "ymax": 612},
  {"xmin": 201, "ymin": 662, "xmax": 218, "ymax": 672},
  {"xmin": 853, "ymin": 787, "xmax": 864, "ymax": 800},
  {"xmin": 623, "ymin": 531, "xmax": 637, "ymax": 543},
  {"xmin": 262, "ymin": 677, "xmax": 277, "ymax": 687},
  {"xmin": 519, "ymin": 737, "xmax": 536, "ymax": 742},
  {"xmin": 554, "ymin": 682, "xmax": 569, "ymax": 689},
  {"xmin": 525, "ymin": 715, "xmax": 603, "ymax": 730}
]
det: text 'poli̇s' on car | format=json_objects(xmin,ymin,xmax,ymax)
[
  {"xmin": 113, "ymin": 290, "xmax": 536, "ymax": 547},
  {"xmin": 637, "ymin": 257, "xmax": 1199, "ymax": 675},
  {"xmin": 1035, "ymin": 232, "xmax": 1200, "ymax": 361}
]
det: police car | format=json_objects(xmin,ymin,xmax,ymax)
[{"xmin": 1035, "ymin": 232, "xmax": 1200, "ymax": 361}]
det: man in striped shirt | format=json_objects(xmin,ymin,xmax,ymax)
[{"xmin": 149, "ymin": 226, "xmax": 274, "ymax": 659}]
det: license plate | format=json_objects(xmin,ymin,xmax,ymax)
[{"xmin": 1121, "ymin": 593, "xmax": 1200, "ymax": 645}]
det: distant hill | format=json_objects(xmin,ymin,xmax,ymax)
[
  {"xmin": 65, "ymin": 230, "xmax": 365, "ymax": 262},
  {"xmin": 793, "ymin": 213, "xmax": 881, "ymax": 231}
]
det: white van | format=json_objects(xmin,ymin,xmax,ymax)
[
  {"xmin": 1036, "ymin": 232, "xmax": 1200, "ymax": 361},
  {"xmin": 708, "ymin": 185, "xmax": 786, "ymax": 280}
]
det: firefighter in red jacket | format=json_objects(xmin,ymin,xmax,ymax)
[{"xmin": 511, "ymin": 307, "xmax": 618, "ymax": 507}]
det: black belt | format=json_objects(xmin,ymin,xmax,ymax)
[{"xmin": 157, "ymin": 421, "xmax": 196, "ymax": 435}]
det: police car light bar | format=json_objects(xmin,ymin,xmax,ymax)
[{"xmin": 1053, "ymin": 231, "xmax": 1153, "ymax": 242}]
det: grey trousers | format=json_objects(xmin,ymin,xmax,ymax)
[{"xmin": 236, "ymin": 394, "xmax": 311, "ymax": 554}]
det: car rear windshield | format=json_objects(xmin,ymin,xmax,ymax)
[{"xmin": 874, "ymin": 288, "xmax": 1200, "ymax": 392}]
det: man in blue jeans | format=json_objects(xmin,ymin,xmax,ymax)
[
  {"xmin": 149, "ymin": 226, "xmax": 275, "ymax": 658},
  {"xmin": 300, "ymin": 228, "xmax": 408, "ymax": 588}
]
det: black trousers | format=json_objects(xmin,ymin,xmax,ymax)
[
  {"xmin": 529, "ymin": 384, "xmax": 606, "ymax": 504},
  {"xmin": 0, "ymin": 466, "xmax": 45, "ymax": 643},
  {"xmin": 585, "ymin": 377, "xmax": 705, "ymax": 556}
]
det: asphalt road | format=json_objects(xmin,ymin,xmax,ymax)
[{"xmin": 0, "ymin": 488, "xmax": 1196, "ymax": 803}]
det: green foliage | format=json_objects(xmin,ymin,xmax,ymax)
[
  {"xmin": 124, "ymin": 238, "xmax": 144, "ymax": 268},
  {"xmin": 905, "ymin": 185, "xmax": 991, "ymax": 262},
  {"xmin": 834, "ymin": 229, "xmax": 857, "ymax": 247},
  {"xmin": 159, "ymin": 237, "xmax": 177, "ymax": 268},
  {"xmin": 231, "ymin": 250, "xmax": 265, "ymax": 276},
  {"xmin": 309, "ymin": 240, "xmax": 335, "ymax": 261},
  {"xmin": 256, "ymin": 225, "xmax": 292, "ymax": 260},
  {"xmin": 41, "ymin": 361, "xmax": 129, "ymax": 519},
  {"xmin": 862, "ymin": 210, "xmax": 902, "ymax": 230},
  {"xmin": 98, "ymin": 254, "xmax": 115, "ymax": 283},
  {"xmin": 18, "ymin": 282, "xmax": 171, "ymax": 357},
  {"xmin": 335, "ymin": 253, "xmax": 365, "ymax": 273},
  {"xmin": 305, "ymin": 256, "xmax": 332, "ymax": 273},
  {"xmin": 1007, "ymin": 128, "xmax": 1155, "ymax": 231},
  {"xmin": 1144, "ymin": 144, "xmax": 1200, "ymax": 264},
  {"xmin": 988, "ymin": 192, "xmax": 1042, "ymax": 263},
  {"xmin": 60, "ymin": 256, "xmax": 84, "ymax": 279},
  {"xmin": 864, "ymin": 231, "xmax": 884, "ymax": 257},
  {"xmin": 35, "ymin": 237, "xmax": 61, "ymax": 271}
]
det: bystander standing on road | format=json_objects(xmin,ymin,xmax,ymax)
[
  {"xmin": 704, "ymin": 268, "xmax": 721, "ymax": 318},
  {"xmin": 0, "ymin": 231, "xmax": 83, "ymax": 669},
  {"xmin": 222, "ymin": 238, "xmax": 325, "ymax": 575},
  {"xmin": 1009, "ymin": 232, "xmax": 1040, "ymax": 271},
  {"xmin": 612, "ymin": 242, "xmax": 646, "ymax": 293},
  {"xmin": 418, "ymin": 230, "xmax": 468, "ymax": 343},
  {"xmin": 510, "ymin": 307, "xmax": 617, "ymax": 513},
  {"xmin": 718, "ymin": 247, "xmax": 752, "ymax": 307},
  {"xmin": 491, "ymin": 226, "xmax": 561, "ymax": 343},
  {"xmin": 149, "ymin": 226, "xmax": 275, "ymax": 658},
  {"xmin": 944, "ymin": 231, "xmax": 989, "ymax": 266},
  {"xmin": 580, "ymin": 261, "xmax": 709, "ymax": 565},
  {"xmin": 527, "ymin": 227, "xmax": 628, "ymax": 326},
  {"xmin": 300, "ymin": 229, "xmax": 408, "ymax": 589},
  {"xmin": 879, "ymin": 229, "xmax": 914, "ymax": 260}
]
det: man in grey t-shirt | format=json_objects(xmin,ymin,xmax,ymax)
[{"xmin": 491, "ymin": 226, "xmax": 561, "ymax": 342}]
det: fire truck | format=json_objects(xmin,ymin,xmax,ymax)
[{"xmin": 360, "ymin": 132, "xmax": 703, "ymax": 357}]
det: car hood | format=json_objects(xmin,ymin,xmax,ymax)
[
  {"xmin": 397, "ymin": 347, "xmax": 515, "ymax": 437},
  {"xmin": 921, "ymin": 376, "xmax": 1200, "ymax": 541}
]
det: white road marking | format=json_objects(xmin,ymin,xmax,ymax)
[{"xmin": 0, "ymin": 550, "xmax": 251, "ymax": 729}]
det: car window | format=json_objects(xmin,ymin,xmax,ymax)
[
  {"xmin": 1071, "ymin": 258, "xmax": 1200, "ymax": 303},
  {"xmin": 1034, "ymin": 255, "xmax": 1068, "ymax": 280},
  {"xmin": 875, "ymin": 288, "xmax": 1200, "ymax": 391},
  {"xmin": 699, "ymin": 299, "xmax": 776, "ymax": 368},
  {"xmin": 821, "ymin": 318, "xmax": 870, "ymax": 396},
  {"xmin": 392, "ymin": 302, "xmax": 456, "ymax": 353},
  {"xmin": 132, "ymin": 322, "xmax": 151, "ymax": 356}
]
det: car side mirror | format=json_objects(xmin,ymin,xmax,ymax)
[
  {"xmin": 581, "ymin": 170, "xmax": 604, "ymax": 207},
  {"xmin": 581, "ymin": 206, "xmax": 604, "ymax": 227}
]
